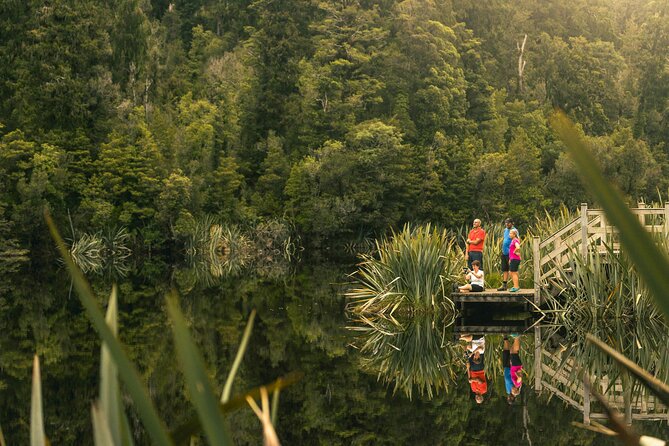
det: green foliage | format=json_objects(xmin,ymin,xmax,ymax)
[
  {"xmin": 1, "ymin": 0, "xmax": 668, "ymax": 252},
  {"xmin": 347, "ymin": 223, "xmax": 460, "ymax": 310}
]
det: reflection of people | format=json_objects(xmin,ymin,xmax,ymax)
[
  {"xmin": 465, "ymin": 219, "xmax": 485, "ymax": 270},
  {"xmin": 498, "ymin": 218, "xmax": 517, "ymax": 291},
  {"xmin": 458, "ymin": 260, "xmax": 485, "ymax": 292},
  {"xmin": 508, "ymin": 228, "xmax": 521, "ymax": 292},
  {"xmin": 504, "ymin": 335, "xmax": 523, "ymax": 403},
  {"xmin": 461, "ymin": 335, "xmax": 487, "ymax": 404}
]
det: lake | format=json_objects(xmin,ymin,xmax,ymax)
[{"xmin": 1, "ymin": 259, "xmax": 668, "ymax": 445}]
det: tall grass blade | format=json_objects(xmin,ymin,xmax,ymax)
[
  {"xmin": 45, "ymin": 210, "xmax": 174, "ymax": 446},
  {"xmin": 550, "ymin": 111, "xmax": 669, "ymax": 320},
  {"xmin": 171, "ymin": 373, "xmax": 302, "ymax": 445},
  {"xmin": 99, "ymin": 285, "xmax": 125, "ymax": 446},
  {"xmin": 0, "ymin": 423, "xmax": 6, "ymax": 446},
  {"xmin": 270, "ymin": 387, "xmax": 280, "ymax": 427},
  {"xmin": 30, "ymin": 356, "xmax": 46, "ymax": 446},
  {"xmin": 587, "ymin": 334, "xmax": 669, "ymax": 406},
  {"xmin": 221, "ymin": 310, "xmax": 256, "ymax": 403},
  {"xmin": 91, "ymin": 403, "xmax": 115, "ymax": 446},
  {"xmin": 166, "ymin": 293, "xmax": 232, "ymax": 446}
]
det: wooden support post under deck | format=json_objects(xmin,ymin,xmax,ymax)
[
  {"xmin": 580, "ymin": 203, "xmax": 588, "ymax": 259},
  {"xmin": 534, "ymin": 326, "xmax": 542, "ymax": 392},
  {"xmin": 583, "ymin": 372, "xmax": 591, "ymax": 425},
  {"xmin": 625, "ymin": 384, "xmax": 633, "ymax": 425},
  {"xmin": 532, "ymin": 236, "xmax": 540, "ymax": 306}
]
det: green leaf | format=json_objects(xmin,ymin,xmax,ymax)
[
  {"xmin": 30, "ymin": 356, "xmax": 46, "ymax": 446},
  {"xmin": 100, "ymin": 285, "xmax": 122, "ymax": 446},
  {"xmin": 549, "ymin": 111, "xmax": 669, "ymax": 321},
  {"xmin": 99, "ymin": 285, "xmax": 135, "ymax": 446},
  {"xmin": 270, "ymin": 387, "xmax": 280, "ymax": 427},
  {"xmin": 91, "ymin": 403, "xmax": 115, "ymax": 446},
  {"xmin": 166, "ymin": 293, "xmax": 232, "ymax": 446},
  {"xmin": 221, "ymin": 310, "xmax": 256, "ymax": 403},
  {"xmin": 45, "ymin": 210, "xmax": 173, "ymax": 446}
]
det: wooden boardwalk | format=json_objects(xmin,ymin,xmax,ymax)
[{"xmin": 452, "ymin": 289, "xmax": 534, "ymax": 303}]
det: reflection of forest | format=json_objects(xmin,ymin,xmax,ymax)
[{"xmin": 2, "ymin": 262, "xmax": 669, "ymax": 444}]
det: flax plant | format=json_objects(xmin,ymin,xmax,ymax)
[{"xmin": 347, "ymin": 223, "xmax": 461, "ymax": 313}]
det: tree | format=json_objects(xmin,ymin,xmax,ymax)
[
  {"xmin": 252, "ymin": 132, "xmax": 290, "ymax": 217},
  {"xmin": 80, "ymin": 108, "xmax": 163, "ymax": 232}
]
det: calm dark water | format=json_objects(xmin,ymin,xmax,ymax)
[{"xmin": 1, "ymin": 261, "xmax": 667, "ymax": 445}]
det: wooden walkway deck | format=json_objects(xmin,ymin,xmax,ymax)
[{"xmin": 452, "ymin": 289, "xmax": 534, "ymax": 303}]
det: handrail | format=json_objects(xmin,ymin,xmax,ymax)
[
  {"xmin": 534, "ymin": 205, "xmax": 669, "ymax": 305},
  {"xmin": 539, "ymin": 217, "xmax": 580, "ymax": 249}
]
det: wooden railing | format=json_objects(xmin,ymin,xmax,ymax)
[{"xmin": 532, "ymin": 203, "xmax": 669, "ymax": 305}]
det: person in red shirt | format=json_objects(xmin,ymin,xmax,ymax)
[
  {"xmin": 465, "ymin": 218, "xmax": 486, "ymax": 270},
  {"xmin": 461, "ymin": 334, "xmax": 487, "ymax": 404}
]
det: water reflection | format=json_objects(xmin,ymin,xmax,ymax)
[
  {"xmin": 3, "ymin": 257, "xmax": 669, "ymax": 444},
  {"xmin": 184, "ymin": 219, "xmax": 299, "ymax": 286},
  {"xmin": 539, "ymin": 246, "xmax": 669, "ymax": 424},
  {"xmin": 347, "ymin": 311, "xmax": 460, "ymax": 399}
]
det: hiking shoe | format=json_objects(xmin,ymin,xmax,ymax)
[
  {"xmin": 509, "ymin": 287, "xmax": 520, "ymax": 292},
  {"xmin": 496, "ymin": 285, "xmax": 507, "ymax": 291}
]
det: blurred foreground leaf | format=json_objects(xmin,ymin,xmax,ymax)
[
  {"xmin": 45, "ymin": 210, "xmax": 174, "ymax": 446},
  {"xmin": 167, "ymin": 293, "xmax": 232, "ymax": 446}
]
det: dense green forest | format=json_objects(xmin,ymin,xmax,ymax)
[{"xmin": 2, "ymin": 0, "xmax": 669, "ymax": 257}]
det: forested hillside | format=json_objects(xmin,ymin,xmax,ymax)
[{"xmin": 2, "ymin": 0, "xmax": 668, "ymax": 253}]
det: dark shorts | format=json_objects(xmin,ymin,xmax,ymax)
[
  {"xmin": 468, "ymin": 251, "xmax": 483, "ymax": 269},
  {"xmin": 502, "ymin": 349, "xmax": 510, "ymax": 367},
  {"xmin": 501, "ymin": 254, "xmax": 510, "ymax": 272},
  {"xmin": 509, "ymin": 259, "xmax": 520, "ymax": 272},
  {"xmin": 470, "ymin": 284, "xmax": 484, "ymax": 292},
  {"xmin": 511, "ymin": 353, "xmax": 522, "ymax": 366}
]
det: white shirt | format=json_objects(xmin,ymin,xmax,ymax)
[
  {"xmin": 468, "ymin": 269, "xmax": 484, "ymax": 287},
  {"xmin": 467, "ymin": 337, "xmax": 486, "ymax": 354}
]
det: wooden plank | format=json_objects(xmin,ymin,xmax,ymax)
[
  {"xmin": 539, "ymin": 218, "xmax": 580, "ymax": 249},
  {"xmin": 454, "ymin": 325, "xmax": 529, "ymax": 334},
  {"xmin": 534, "ymin": 326, "xmax": 542, "ymax": 391},
  {"xmin": 533, "ymin": 236, "xmax": 541, "ymax": 305},
  {"xmin": 542, "ymin": 364, "xmax": 581, "ymax": 394},
  {"xmin": 452, "ymin": 289, "xmax": 534, "ymax": 297},
  {"xmin": 581, "ymin": 203, "xmax": 589, "ymax": 260},
  {"xmin": 583, "ymin": 372, "xmax": 591, "ymax": 425},
  {"xmin": 630, "ymin": 208, "xmax": 665, "ymax": 215},
  {"xmin": 541, "ymin": 382, "xmax": 583, "ymax": 411},
  {"xmin": 453, "ymin": 295, "xmax": 532, "ymax": 303}
]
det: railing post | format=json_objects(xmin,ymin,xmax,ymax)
[
  {"xmin": 534, "ymin": 326, "xmax": 543, "ymax": 392},
  {"xmin": 533, "ymin": 236, "xmax": 540, "ymax": 306},
  {"xmin": 664, "ymin": 203, "xmax": 669, "ymax": 237},
  {"xmin": 580, "ymin": 203, "xmax": 588, "ymax": 259}
]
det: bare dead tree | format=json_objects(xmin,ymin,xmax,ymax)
[{"xmin": 517, "ymin": 34, "xmax": 528, "ymax": 95}]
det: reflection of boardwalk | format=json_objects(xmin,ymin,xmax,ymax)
[{"xmin": 534, "ymin": 328, "xmax": 669, "ymax": 424}]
